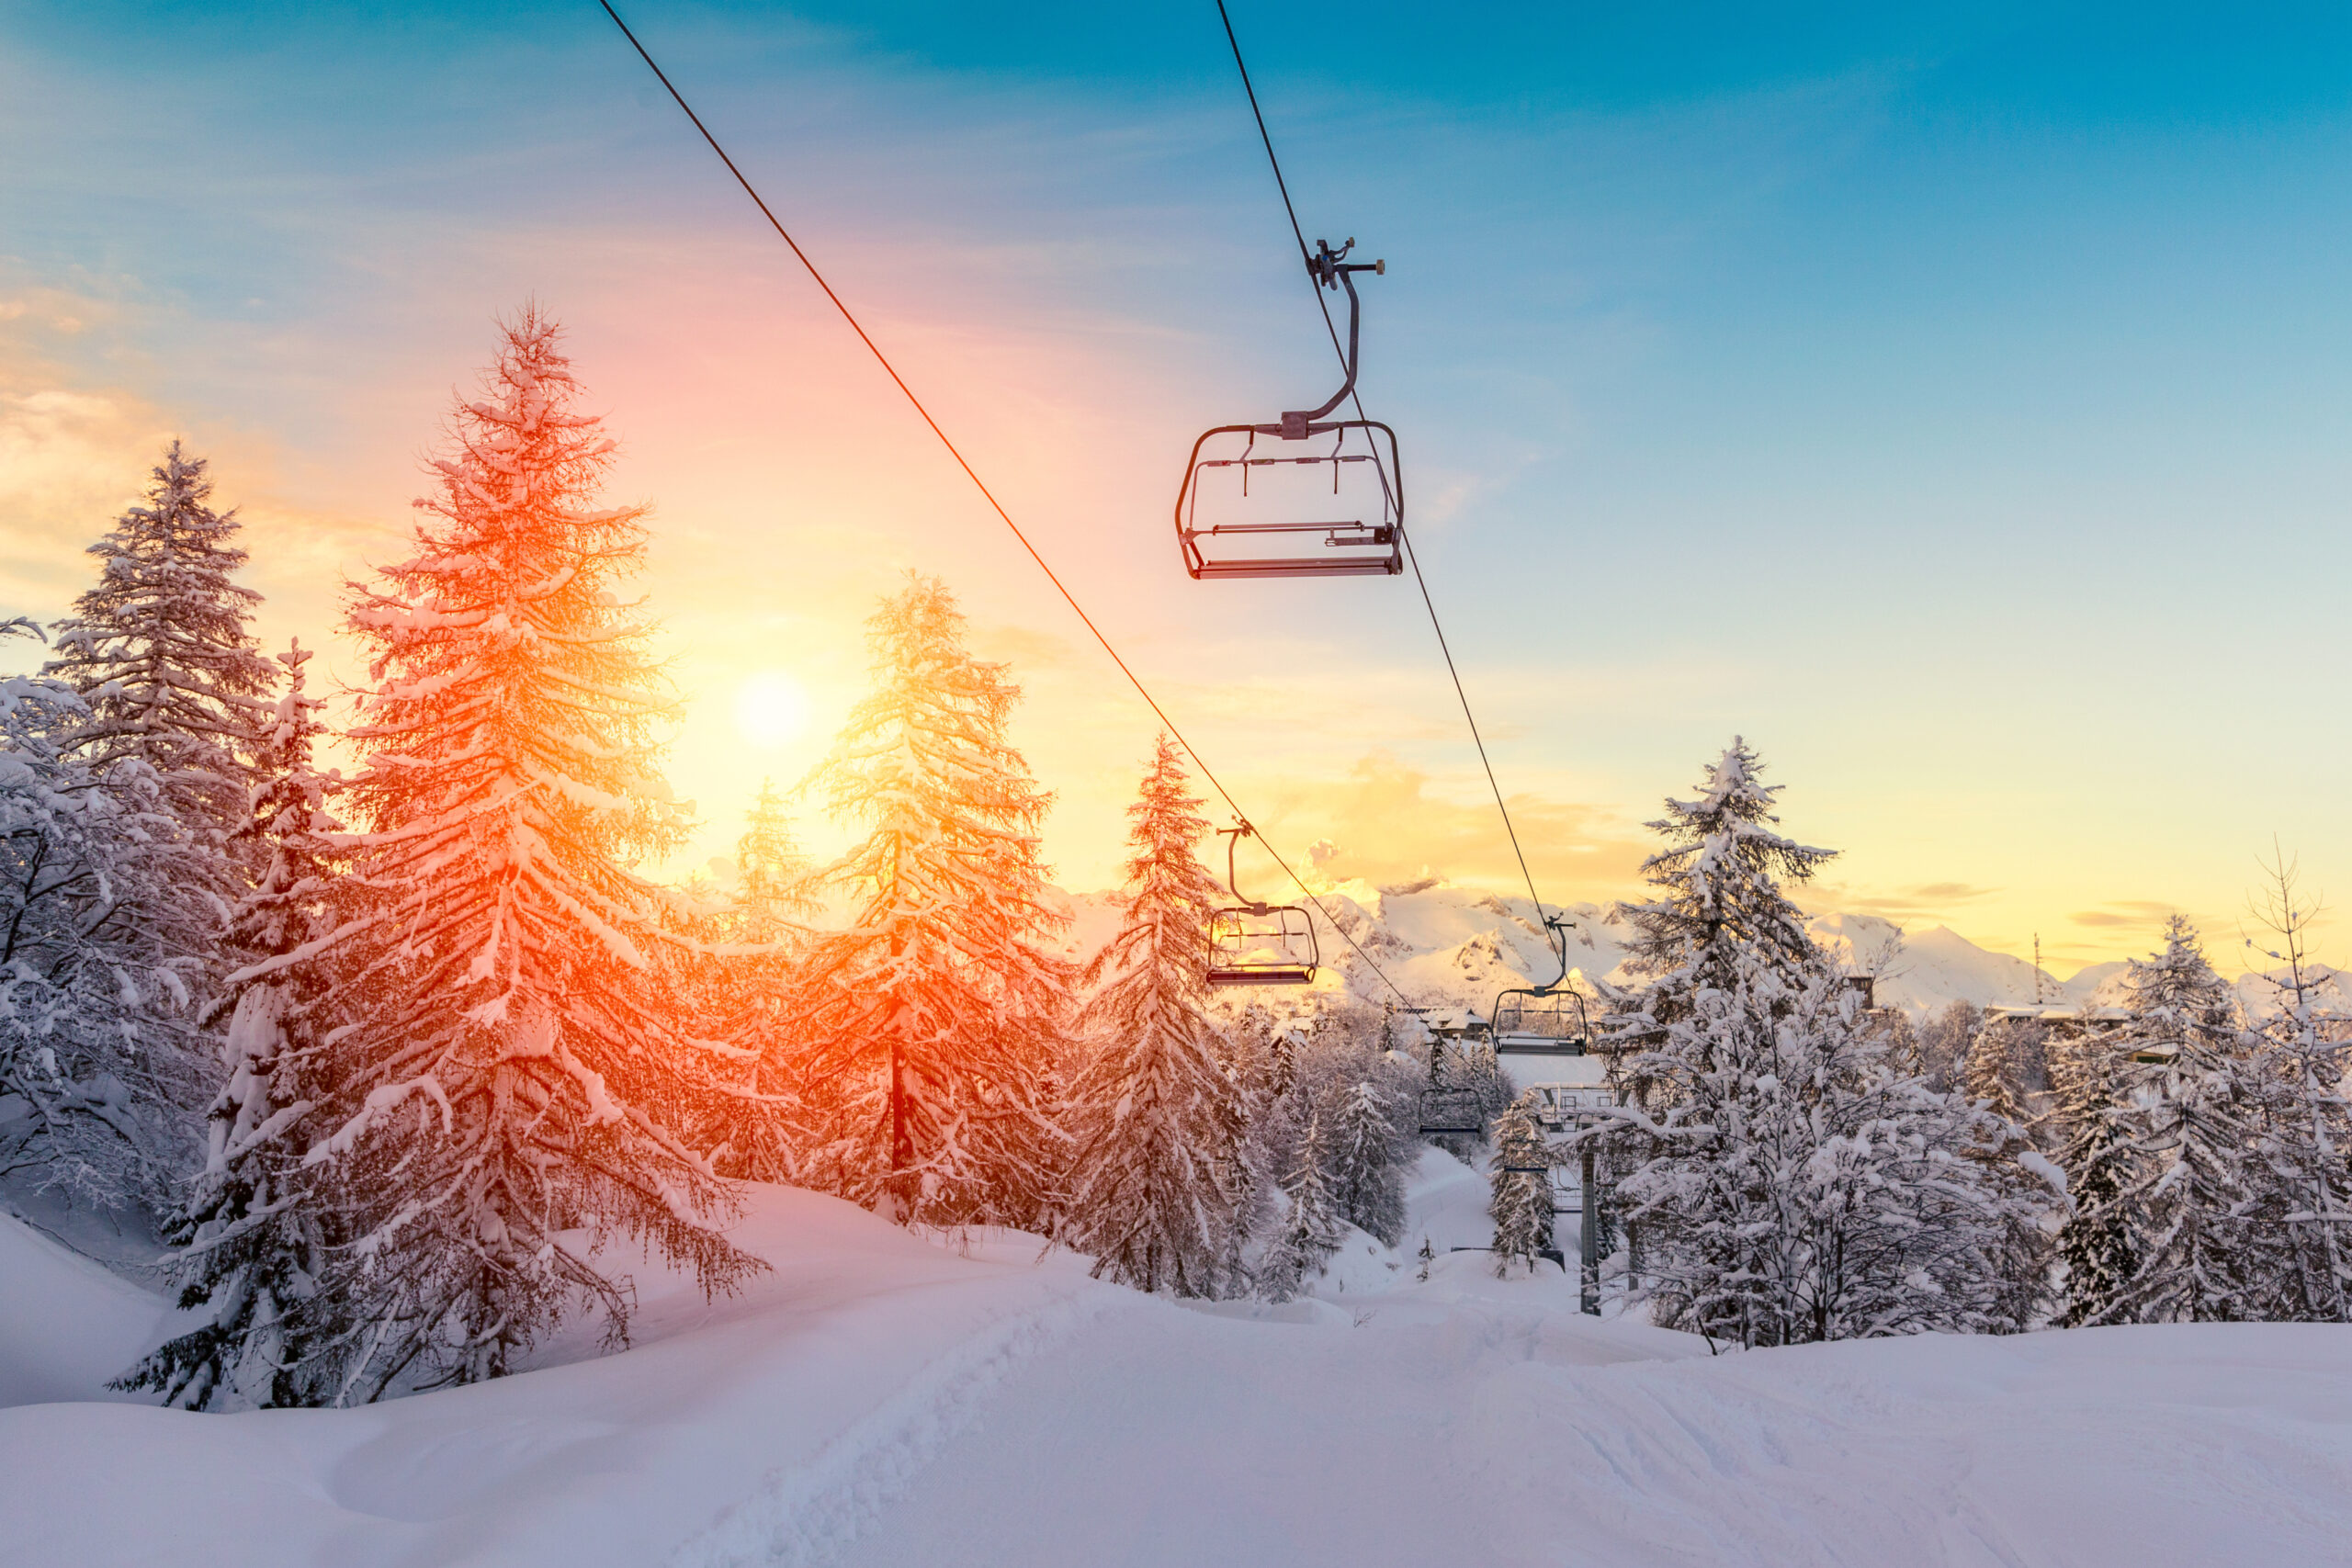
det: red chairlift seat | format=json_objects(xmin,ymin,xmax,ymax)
[{"xmin": 1175, "ymin": 239, "xmax": 1404, "ymax": 581}]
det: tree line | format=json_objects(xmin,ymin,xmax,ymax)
[{"xmin": 1483, "ymin": 739, "xmax": 2352, "ymax": 1347}]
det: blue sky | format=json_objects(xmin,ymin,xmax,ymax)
[{"xmin": 4, "ymin": 1, "xmax": 2350, "ymax": 964}]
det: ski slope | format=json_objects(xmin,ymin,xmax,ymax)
[{"xmin": 6, "ymin": 1155, "xmax": 2352, "ymax": 1567}]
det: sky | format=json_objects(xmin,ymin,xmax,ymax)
[{"xmin": 3, "ymin": 0, "xmax": 2349, "ymax": 971}]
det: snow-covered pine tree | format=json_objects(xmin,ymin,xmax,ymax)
[
  {"xmin": 0, "ymin": 623, "xmax": 213, "ymax": 1213},
  {"xmin": 297, "ymin": 310, "xmax": 761, "ymax": 1397},
  {"xmin": 2125, "ymin": 916, "xmax": 2239, "ymax": 1040},
  {"xmin": 1061, "ymin": 735, "xmax": 1245, "ymax": 1296},
  {"xmin": 1329, "ymin": 1076, "xmax": 1407, "ymax": 1247},
  {"xmin": 44, "ymin": 440, "xmax": 275, "ymax": 869},
  {"xmin": 2104, "ymin": 917, "xmax": 2263, "ymax": 1323},
  {"xmin": 792, "ymin": 575, "xmax": 1074, "ymax": 1228},
  {"xmin": 1613, "ymin": 967, "xmax": 2046, "ymax": 1346},
  {"xmin": 2050, "ymin": 1027, "xmax": 2143, "ymax": 1327},
  {"xmin": 1918, "ymin": 999, "xmax": 1983, "ymax": 1093},
  {"xmin": 1488, "ymin": 1091, "xmax": 1557, "ymax": 1277},
  {"xmin": 1962, "ymin": 1017, "xmax": 2032, "ymax": 1132},
  {"xmin": 1602, "ymin": 738, "xmax": 1835, "ymax": 1055},
  {"xmin": 118, "ymin": 640, "xmax": 348, "ymax": 1407},
  {"xmin": 1256, "ymin": 1107, "xmax": 1343, "ymax": 1303}
]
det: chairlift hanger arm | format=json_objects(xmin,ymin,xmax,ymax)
[
  {"xmin": 1283, "ymin": 239, "xmax": 1385, "ymax": 438},
  {"xmin": 1218, "ymin": 821, "xmax": 1269, "ymax": 914}
]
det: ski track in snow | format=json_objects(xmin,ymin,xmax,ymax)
[{"xmin": 671, "ymin": 1287, "xmax": 1131, "ymax": 1568}]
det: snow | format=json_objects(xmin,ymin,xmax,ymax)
[
  {"xmin": 0, "ymin": 1213, "xmax": 187, "ymax": 1408},
  {"xmin": 9, "ymin": 1161, "xmax": 2352, "ymax": 1565}
]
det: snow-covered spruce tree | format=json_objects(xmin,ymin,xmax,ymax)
[
  {"xmin": 2099, "ymin": 917, "xmax": 2261, "ymax": 1323},
  {"xmin": 1061, "ymin": 735, "xmax": 1245, "ymax": 1296},
  {"xmin": 792, "ymin": 575, "xmax": 1074, "ymax": 1228},
  {"xmin": 1488, "ymin": 1090, "xmax": 1557, "ymax": 1277},
  {"xmin": 117, "ymin": 641, "xmax": 349, "ymax": 1407},
  {"xmin": 1602, "ymin": 737, "xmax": 1835, "ymax": 1056},
  {"xmin": 44, "ymin": 440, "xmax": 275, "ymax": 871},
  {"xmin": 1257, "ymin": 1107, "xmax": 1343, "ymax": 1303},
  {"xmin": 706, "ymin": 778, "xmax": 814, "ymax": 1183},
  {"xmin": 2238, "ymin": 853, "xmax": 2352, "ymax": 1321},
  {"xmin": 0, "ymin": 624, "xmax": 214, "ymax": 1213},
  {"xmin": 1962, "ymin": 1017, "xmax": 2033, "ymax": 1133},
  {"xmin": 1611, "ymin": 968, "xmax": 2046, "ymax": 1346},
  {"xmin": 1329, "ymin": 1076, "xmax": 1407, "ymax": 1247},
  {"xmin": 2050, "ymin": 1028, "xmax": 2143, "ymax": 1327},
  {"xmin": 296, "ymin": 311, "xmax": 760, "ymax": 1397},
  {"xmin": 1918, "ymin": 999, "xmax": 1983, "ymax": 1094}
]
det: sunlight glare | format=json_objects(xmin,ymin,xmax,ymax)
[{"xmin": 733, "ymin": 670, "xmax": 812, "ymax": 750}]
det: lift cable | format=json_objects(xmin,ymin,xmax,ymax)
[
  {"xmin": 1212, "ymin": 0, "xmax": 1556, "ymax": 931},
  {"xmin": 594, "ymin": 0, "xmax": 1413, "ymax": 1005}
]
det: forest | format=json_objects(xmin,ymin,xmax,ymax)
[{"xmin": 6, "ymin": 309, "xmax": 2348, "ymax": 1415}]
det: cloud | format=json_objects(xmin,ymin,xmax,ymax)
[
  {"xmin": 2070, "ymin": 900, "xmax": 2185, "ymax": 931},
  {"xmin": 1254, "ymin": 750, "xmax": 1648, "ymax": 899},
  {"xmin": 1805, "ymin": 880, "xmax": 2002, "ymax": 922}
]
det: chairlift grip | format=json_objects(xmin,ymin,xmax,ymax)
[{"xmin": 1283, "ymin": 239, "xmax": 1385, "ymax": 439}]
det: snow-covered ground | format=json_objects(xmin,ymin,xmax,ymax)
[{"xmin": 7, "ymin": 1152, "xmax": 2352, "ymax": 1567}]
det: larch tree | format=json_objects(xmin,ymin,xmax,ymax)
[
  {"xmin": 119, "ymin": 640, "xmax": 349, "ymax": 1407},
  {"xmin": 1060, "ymin": 735, "xmax": 1244, "ymax": 1296},
  {"xmin": 792, "ymin": 574, "xmax": 1074, "ymax": 1228},
  {"xmin": 293, "ymin": 310, "xmax": 760, "ymax": 1398},
  {"xmin": 1488, "ymin": 1091, "xmax": 1557, "ymax": 1277}
]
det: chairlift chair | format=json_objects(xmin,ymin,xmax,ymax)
[
  {"xmin": 1490, "ymin": 912, "xmax": 1594, "ymax": 1057},
  {"xmin": 1176, "ymin": 239, "xmax": 1405, "ymax": 580},
  {"xmin": 1415, "ymin": 1039, "xmax": 1487, "ymax": 1137},
  {"xmin": 1204, "ymin": 822, "xmax": 1318, "ymax": 987}
]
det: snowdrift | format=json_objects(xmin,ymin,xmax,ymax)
[{"xmin": 7, "ymin": 1160, "xmax": 2352, "ymax": 1566}]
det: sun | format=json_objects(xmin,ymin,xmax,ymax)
[{"xmin": 733, "ymin": 670, "xmax": 812, "ymax": 750}]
